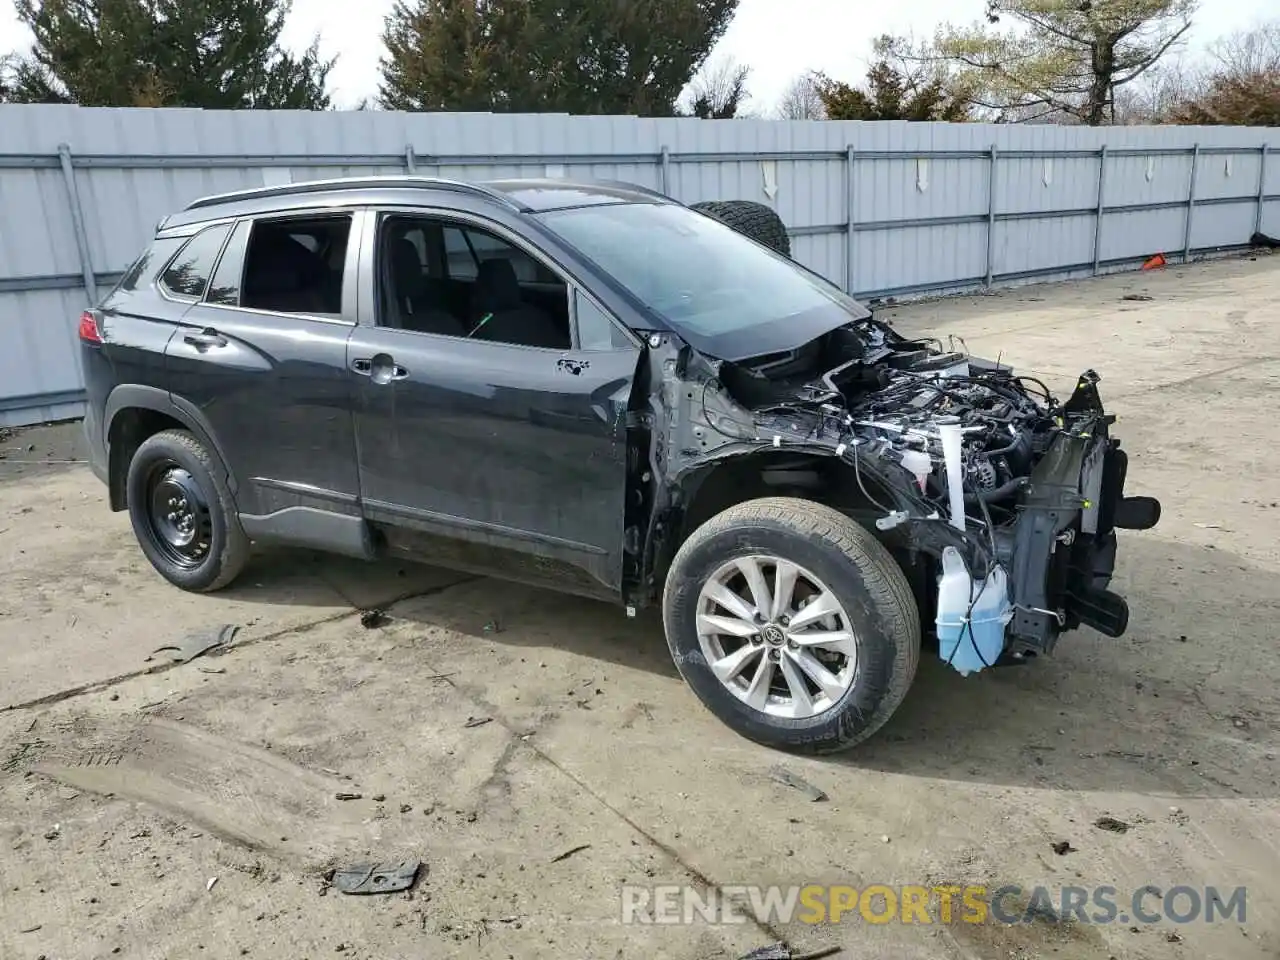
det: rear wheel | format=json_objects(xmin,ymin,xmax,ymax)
[
  {"xmin": 126, "ymin": 429, "xmax": 249, "ymax": 592},
  {"xmin": 689, "ymin": 199, "xmax": 792, "ymax": 258},
  {"xmin": 663, "ymin": 497, "xmax": 919, "ymax": 753}
]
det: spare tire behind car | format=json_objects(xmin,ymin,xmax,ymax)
[{"xmin": 689, "ymin": 200, "xmax": 791, "ymax": 259}]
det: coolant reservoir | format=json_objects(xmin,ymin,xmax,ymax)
[
  {"xmin": 935, "ymin": 547, "xmax": 1012, "ymax": 676},
  {"xmin": 900, "ymin": 448, "xmax": 932, "ymax": 491}
]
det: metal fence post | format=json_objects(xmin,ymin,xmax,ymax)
[
  {"xmin": 1256, "ymin": 143, "xmax": 1269, "ymax": 238},
  {"xmin": 985, "ymin": 144, "xmax": 998, "ymax": 289},
  {"xmin": 659, "ymin": 145, "xmax": 671, "ymax": 196},
  {"xmin": 56, "ymin": 143, "xmax": 98, "ymax": 306},
  {"xmin": 1183, "ymin": 143, "xmax": 1200, "ymax": 263},
  {"xmin": 405, "ymin": 145, "xmax": 417, "ymax": 174},
  {"xmin": 845, "ymin": 145, "xmax": 856, "ymax": 294},
  {"xmin": 1092, "ymin": 145, "xmax": 1108, "ymax": 275}
]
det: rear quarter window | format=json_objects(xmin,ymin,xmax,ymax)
[
  {"xmin": 160, "ymin": 224, "xmax": 232, "ymax": 300},
  {"xmin": 114, "ymin": 236, "xmax": 187, "ymax": 294}
]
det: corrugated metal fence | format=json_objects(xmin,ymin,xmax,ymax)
[{"xmin": 1, "ymin": 105, "xmax": 1276, "ymax": 427}]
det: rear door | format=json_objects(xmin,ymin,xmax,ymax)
[
  {"xmin": 347, "ymin": 209, "xmax": 640, "ymax": 597},
  {"xmin": 164, "ymin": 210, "xmax": 364, "ymax": 521}
]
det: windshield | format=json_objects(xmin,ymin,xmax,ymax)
[{"xmin": 537, "ymin": 202, "xmax": 870, "ymax": 361}]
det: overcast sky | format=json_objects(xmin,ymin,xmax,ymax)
[{"xmin": 1, "ymin": 0, "xmax": 1274, "ymax": 111}]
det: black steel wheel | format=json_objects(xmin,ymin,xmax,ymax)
[
  {"xmin": 126, "ymin": 429, "xmax": 249, "ymax": 592},
  {"xmin": 142, "ymin": 461, "xmax": 214, "ymax": 568}
]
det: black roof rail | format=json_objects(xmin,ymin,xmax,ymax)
[{"xmin": 183, "ymin": 176, "xmax": 527, "ymax": 213}]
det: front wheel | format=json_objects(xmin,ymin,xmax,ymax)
[
  {"xmin": 662, "ymin": 498, "xmax": 920, "ymax": 753},
  {"xmin": 125, "ymin": 429, "xmax": 249, "ymax": 592}
]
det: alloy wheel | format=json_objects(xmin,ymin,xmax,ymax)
[{"xmin": 695, "ymin": 555, "xmax": 859, "ymax": 719}]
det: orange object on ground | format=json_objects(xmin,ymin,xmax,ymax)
[{"xmin": 1141, "ymin": 253, "xmax": 1167, "ymax": 270}]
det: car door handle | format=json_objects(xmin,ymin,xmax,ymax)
[
  {"xmin": 353, "ymin": 355, "xmax": 409, "ymax": 384},
  {"xmin": 183, "ymin": 328, "xmax": 227, "ymax": 349}
]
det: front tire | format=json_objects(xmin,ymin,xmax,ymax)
[
  {"xmin": 125, "ymin": 429, "xmax": 249, "ymax": 592},
  {"xmin": 663, "ymin": 497, "xmax": 919, "ymax": 753}
]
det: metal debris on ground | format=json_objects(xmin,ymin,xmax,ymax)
[
  {"xmin": 464, "ymin": 716, "xmax": 493, "ymax": 729},
  {"xmin": 768, "ymin": 765, "xmax": 828, "ymax": 802},
  {"xmin": 1093, "ymin": 816, "xmax": 1130, "ymax": 834},
  {"xmin": 334, "ymin": 792, "xmax": 363, "ymax": 801},
  {"xmin": 1120, "ymin": 293, "xmax": 1154, "ymax": 301},
  {"xmin": 149, "ymin": 624, "xmax": 238, "ymax": 664},
  {"xmin": 360, "ymin": 609, "xmax": 391, "ymax": 629},
  {"xmin": 738, "ymin": 944, "xmax": 842, "ymax": 960},
  {"xmin": 482, "ymin": 619, "xmax": 503, "ymax": 634},
  {"xmin": 1050, "ymin": 840, "xmax": 1076, "ymax": 855},
  {"xmin": 333, "ymin": 860, "xmax": 421, "ymax": 895},
  {"xmin": 206, "ymin": 877, "xmax": 218, "ymax": 892},
  {"xmin": 549, "ymin": 844, "xmax": 591, "ymax": 863}
]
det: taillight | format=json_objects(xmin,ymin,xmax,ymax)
[{"xmin": 78, "ymin": 310, "xmax": 103, "ymax": 344}]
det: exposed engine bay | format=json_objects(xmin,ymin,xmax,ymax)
[{"xmin": 635, "ymin": 315, "xmax": 1161, "ymax": 673}]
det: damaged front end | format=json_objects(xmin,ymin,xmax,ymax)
[{"xmin": 631, "ymin": 318, "xmax": 1161, "ymax": 675}]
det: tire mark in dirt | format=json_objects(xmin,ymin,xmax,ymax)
[
  {"xmin": 1, "ymin": 575, "xmax": 479, "ymax": 714},
  {"xmin": 1108, "ymin": 354, "xmax": 1280, "ymax": 400},
  {"xmin": 31, "ymin": 717, "xmax": 369, "ymax": 868}
]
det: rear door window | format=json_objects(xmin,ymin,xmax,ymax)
[
  {"xmin": 159, "ymin": 224, "xmax": 232, "ymax": 301},
  {"xmin": 239, "ymin": 215, "xmax": 352, "ymax": 317}
]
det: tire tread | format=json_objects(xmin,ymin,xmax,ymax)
[
  {"xmin": 689, "ymin": 200, "xmax": 792, "ymax": 258},
  {"xmin": 665, "ymin": 496, "xmax": 919, "ymax": 753},
  {"xmin": 129, "ymin": 429, "xmax": 249, "ymax": 592}
]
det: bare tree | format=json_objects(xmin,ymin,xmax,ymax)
[
  {"xmin": 1208, "ymin": 21, "xmax": 1280, "ymax": 76},
  {"xmin": 683, "ymin": 55, "xmax": 750, "ymax": 118},
  {"xmin": 1111, "ymin": 53, "xmax": 1203, "ymax": 122},
  {"xmin": 776, "ymin": 73, "xmax": 825, "ymax": 119},
  {"xmin": 1168, "ymin": 20, "xmax": 1280, "ymax": 125}
]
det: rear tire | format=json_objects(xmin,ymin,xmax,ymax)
[
  {"xmin": 690, "ymin": 200, "xmax": 792, "ymax": 258},
  {"xmin": 126, "ymin": 429, "xmax": 249, "ymax": 592},
  {"xmin": 663, "ymin": 497, "xmax": 919, "ymax": 753}
]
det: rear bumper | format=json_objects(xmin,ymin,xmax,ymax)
[{"xmin": 83, "ymin": 403, "xmax": 109, "ymax": 486}]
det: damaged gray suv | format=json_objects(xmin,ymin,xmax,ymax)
[{"xmin": 80, "ymin": 176, "xmax": 1161, "ymax": 753}]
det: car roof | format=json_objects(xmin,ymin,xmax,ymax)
[{"xmin": 169, "ymin": 175, "xmax": 668, "ymax": 230}]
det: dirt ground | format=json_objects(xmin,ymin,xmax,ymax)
[{"xmin": 2, "ymin": 252, "xmax": 1279, "ymax": 960}]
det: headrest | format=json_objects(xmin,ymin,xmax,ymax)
[{"xmin": 474, "ymin": 257, "xmax": 521, "ymax": 310}]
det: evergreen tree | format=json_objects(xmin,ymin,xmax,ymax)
[
  {"xmin": 6, "ymin": 0, "xmax": 333, "ymax": 108},
  {"xmin": 379, "ymin": 0, "xmax": 738, "ymax": 116}
]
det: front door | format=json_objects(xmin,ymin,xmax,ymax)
[{"xmin": 347, "ymin": 211, "xmax": 640, "ymax": 597}]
